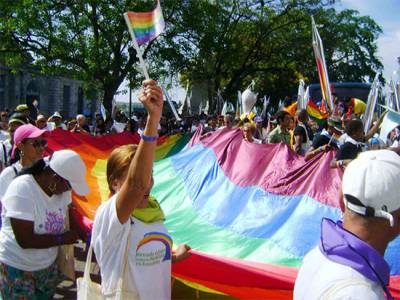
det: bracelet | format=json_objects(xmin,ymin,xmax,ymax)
[
  {"xmin": 141, "ymin": 134, "xmax": 158, "ymax": 142},
  {"xmin": 56, "ymin": 234, "xmax": 64, "ymax": 245}
]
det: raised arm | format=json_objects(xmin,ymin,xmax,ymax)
[{"xmin": 116, "ymin": 80, "xmax": 163, "ymax": 224}]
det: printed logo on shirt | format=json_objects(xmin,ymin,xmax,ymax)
[
  {"xmin": 136, "ymin": 232, "xmax": 172, "ymax": 266},
  {"xmin": 44, "ymin": 209, "xmax": 65, "ymax": 234}
]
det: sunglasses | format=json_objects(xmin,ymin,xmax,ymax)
[{"xmin": 28, "ymin": 139, "xmax": 48, "ymax": 148}]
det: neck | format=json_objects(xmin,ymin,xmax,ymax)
[
  {"xmin": 343, "ymin": 213, "xmax": 390, "ymax": 256},
  {"xmin": 34, "ymin": 173, "xmax": 53, "ymax": 197},
  {"xmin": 20, "ymin": 156, "xmax": 34, "ymax": 168}
]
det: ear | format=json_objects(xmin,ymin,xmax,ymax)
[
  {"xmin": 110, "ymin": 178, "xmax": 121, "ymax": 194},
  {"xmin": 16, "ymin": 142, "xmax": 24, "ymax": 151}
]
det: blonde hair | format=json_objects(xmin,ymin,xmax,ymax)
[
  {"xmin": 107, "ymin": 144, "xmax": 138, "ymax": 195},
  {"xmin": 243, "ymin": 122, "xmax": 256, "ymax": 133}
]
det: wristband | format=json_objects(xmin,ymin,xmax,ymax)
[
  {"xmin": 56, "ymin": 234, "xmax": 64, "ymax": 245},
  {"xmin": 141, "ymin": 134, "xmax": 158, "ymax": 142}
]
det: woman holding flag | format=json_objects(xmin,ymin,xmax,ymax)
[{"xmin": 91, "ymin": 80, "xmax": 190, "ymax": 299}]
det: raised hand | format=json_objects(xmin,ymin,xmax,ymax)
[{"xmin": 139, "ymin": 79, "xmax": 163, "ymax": 121}]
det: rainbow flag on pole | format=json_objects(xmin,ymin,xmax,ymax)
[
  {"xmin": 311, "ymin": 16, "xmax": 334, "ymax": 113},
  {"xmin": 125, "ymin": 0, "xmax": 165, "ymax": 45}
]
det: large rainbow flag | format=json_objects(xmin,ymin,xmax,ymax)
[
  {"xmin": 153, "ymin": 128, "xmax": 400, "ymax": 298},
  {"xmin": 124, "ymin": 0, "xmax": 165, "ymax": 45},
  {"xmin": 45, "ymin": 129, "xmax": 190, "ymax": 221},
  {"xmin": 46, "ymin": 128, "xmax": 400, "ymax": 298}
]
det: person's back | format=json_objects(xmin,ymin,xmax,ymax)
[
  {"xmin": 295, "ymin": 150, "xmax": 400, "ymax": 300},
  {"xmin": 294, "ymin": 224, "xmax": 385, "ymax": 300}
]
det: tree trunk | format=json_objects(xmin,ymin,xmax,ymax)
[{"xmin": 102, "ymin": 87, "xmax": 117, "ymax": 118}]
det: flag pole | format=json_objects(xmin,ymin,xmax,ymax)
[
  {"xmin": 123, "ymin": 13, "xmax": 150, "ymax": 80},
  {"xmin": 162, "ymin": 87, "xmax": 181, "ymax": 121}
]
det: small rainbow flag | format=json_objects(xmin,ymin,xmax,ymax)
[
  {"xmin": 307, "ymin": 98, "xmax": 329, "ymax": 120},
  {"xmin": 125, "ymin": 0, "xmax": 165, "ymax": 45}
]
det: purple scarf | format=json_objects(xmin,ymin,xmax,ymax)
[{"xmin": 319, "ymin": 218, "xmax": 392, "ymax": 299}]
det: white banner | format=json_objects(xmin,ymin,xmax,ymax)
[
  {"xmin": 379, "ymin": 108, "xmax": 400, "ymax": 143},
  {"xmin": 362, "ymin": 73, "xmax": 380, "ymax": 134}
]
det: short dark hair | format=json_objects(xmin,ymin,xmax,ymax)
[
  {"xmin": 276, "ymin": 111, "xmax": 290, "ymax": 124},
  {"xmin": 345, "ymin": 119, "xmax": 363, "ymax": 136},
  {"xmin": 345, "ymin": 96, "xmax": 353, "ymax": 103}
]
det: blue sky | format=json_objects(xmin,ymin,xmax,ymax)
[
  {"xmin": 117, "ymin": 1, "xmax": 400, "ymax": 103},
  {"xmin": 338, "ymin": 0, "xmax": 400, "ymax": 81}
]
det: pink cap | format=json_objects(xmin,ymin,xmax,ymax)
[{"xmin": 12, "ymin": 124, "xmax": 46, "ymax": 159}]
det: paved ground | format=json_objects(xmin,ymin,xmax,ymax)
[{"xmin": 54, "ymin": 242, "xmax": 233, "ymax": 300}]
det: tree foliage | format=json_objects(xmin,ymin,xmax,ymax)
[{"xmin": 0, "ymin": 0, "xmax": 383, "ymax": 111}]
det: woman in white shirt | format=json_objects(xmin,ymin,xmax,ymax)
[
  {"xmin": 0, "ymin": 149, "xmax": 90, "ymax": 299},
  {"xmin": 92, "ymin": 80, "xmax": 190, "ymax": 300}
]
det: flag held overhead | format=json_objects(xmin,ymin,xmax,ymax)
[
  {"xmin": 124, "ymin": 0, "xmax": 165, "ymax": 79},
  {"xmin": 125, "ymin": 0, "xmax": 165, "ymax": 46},
  {"xmin": 311, "ymin": 16, "xmax": 334, "ymax": 113}
]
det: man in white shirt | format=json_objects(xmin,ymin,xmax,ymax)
[{"xmin": 294, "ymin": 150, "xmax": 400, "ymax": 300}]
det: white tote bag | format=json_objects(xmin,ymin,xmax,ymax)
[{"xmin": 77, "ymin": 234, "xmax": 139, "ymax": 300}]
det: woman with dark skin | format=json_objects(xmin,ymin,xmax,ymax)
[{"xmin": 0, "ymin": 150, "xmax": 89, "ymax": 299}]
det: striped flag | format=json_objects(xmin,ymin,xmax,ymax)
[
  {"xmin": 312, "ymin": 16, "xmax": 334, "ymax": 113},
  {"xmin": 307, "ymin": 99, "xmax": 329, "ymax": 120},
  {"xmin": 124, "ymin": 0, "xmax": 165, "ymax": 46}
]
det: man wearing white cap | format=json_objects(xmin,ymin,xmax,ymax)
[
  {"xmin": 294, "ymin": 150, "xmax": 400, "ymax": 300},
  {"xmin": 48, "ymin": 111, "xmax": 67, "ymax": 130}
]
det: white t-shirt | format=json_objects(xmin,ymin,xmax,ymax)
[
  {"xmin": 0, "ymin": 130, "xmax": 9, "ymax": 142},
  {"xmin": 0, "ymin": 140, "xmax": 12, "ymax": 171},
  {"xmin": 92, "ymin": 195, "xmax": 172, "ymax": 300},
  {"xmin": 0, "ymin": 161, "xmax": 22, "ymax": 199},
  {"xmin": 0, "ymin": 175, "xmax": 71, "ymax": 271},
  {"xmin": 294, "ymin": 246, "xmax": 385, "ymax": 300}
]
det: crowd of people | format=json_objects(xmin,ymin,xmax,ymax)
[{"xmin": 0, "ymin": 80, "xmax": 398, "ymax": 299}]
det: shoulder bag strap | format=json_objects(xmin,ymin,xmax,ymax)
[
  {"xmin": 83, "ymin": 243, "xmax": 94, "ymax": 282},
  {"xmin": 2, "ymin": 142, "xmax": 7, "ymax": 167},
  {"xmin": 116, "ymin": 221, "xmax": 133, "ymax": 291}
]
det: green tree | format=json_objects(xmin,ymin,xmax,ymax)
[
  {"xmin": 0, "ymin": 0, "xmax": 383, "ymax": 112},
  {"xmin": 0, "ymin": 0, "xmax": 167, "ymax": 113},
  {"xmin": 155, "ymin": 0, "xmax": 382, "ymax": 109}
]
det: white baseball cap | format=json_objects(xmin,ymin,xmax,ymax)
[
  {"xmin": 343, "ymin": 149, "xmax": 400, "ymax": 226},
  {"xmin": 49, "ymin": 150, "xmax": 90, "ymax": 196},
  {"xmin": 51, "ymin": 111, "xmax": 62, "ymax": 119}
]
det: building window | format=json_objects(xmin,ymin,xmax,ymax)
[{"xmin": 63, "ymin": 85, "xmax": 70, "ymax": 117}]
